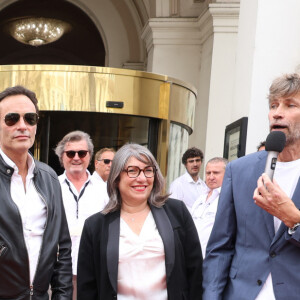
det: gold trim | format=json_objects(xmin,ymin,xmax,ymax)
[
  {"xmin": 0, "ymin": 65, "xmax": 197, "ymax": 175},
  {"xmin": 0, "ymin": 65, "xmax": 195, "ymax": 128}
]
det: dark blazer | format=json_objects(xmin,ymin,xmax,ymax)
[
  {"xmin": 203, "ymin": 151, "xmax": 300, "ymax": 300},
  {"xmin": 77, "ymin": 198, "xmax": 203, "ymax": 300}
]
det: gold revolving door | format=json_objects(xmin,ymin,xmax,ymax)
[{"xmin": 0, "ymin": 65, "xmax": 196, "ymax": 180}]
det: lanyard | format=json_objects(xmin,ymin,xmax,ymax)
[{"xmin": 65, "ymin": 179, "xmax": 90, "ymax": 219}]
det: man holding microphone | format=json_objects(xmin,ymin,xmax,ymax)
[{"xmin": 203, "ymin": 73, "xmax": 300, "ymax": 300}]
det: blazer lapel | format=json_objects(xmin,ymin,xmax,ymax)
[
  {"xmin": 257, "ymin": 152, "xmax": 276, "ymax": 239},
  {"xmin": 151, "ymin": 205, "xmax": 175, "ymax": 282},
  {"xmin": 106, "ymin": 211, "xmax": 120, "ymax": 293}
]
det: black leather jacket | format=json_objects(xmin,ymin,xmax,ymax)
[{"xmin": 0, "ymin": 156, "xmax": 72, "ymax": 300}]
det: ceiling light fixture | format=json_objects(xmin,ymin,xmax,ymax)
[{"xmin": 6, "ymin": 17, "xmax": 70, "ymax": 46}]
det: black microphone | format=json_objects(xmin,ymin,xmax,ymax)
[{"xmin": 264, "ymin": 131, "xmax": 286, "ymax": 181}]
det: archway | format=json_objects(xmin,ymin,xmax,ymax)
[{"xmin": 0, "ymin": 0, "xmax": 105, "ymax": 65}]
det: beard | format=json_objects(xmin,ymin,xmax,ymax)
[
  {"xmin": 270, "ymin": 121, "xmax": 300, "ymax": 146},
  {"xmin": 285, "ymin": 125, "xmax": 300, "ymax": 145},
  {"xmin": 278, "ymin": 123, "xmax": 300, "ymax": 146}
]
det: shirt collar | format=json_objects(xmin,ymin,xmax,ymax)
[
  {"xmin": 206, "ymin": 186, "xmax": 221, "ymax": 197},
  {"xmin": 62, "ymin": 169, "xmax": 91, "ymax": 184},
  {"xmin": 92, "ymin": 171, "xmax": 105, "ymax": 182},
  {"xmin": 184, "ymin": 171, "xmax": 201, "ymax": 184},
  {"xmin": 0, "ymin": 148, "xmax": 35, "ymax": 176},
  {"xmin": 215, "ymin": 187, "xmax": 221, "ymax": 193}
]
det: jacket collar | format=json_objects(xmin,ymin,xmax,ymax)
[
  {"xmin": 151, "ymin": 205, "xmax": 175, "ymax": 282},
  {"xmin": 254, "ymin": 151, "xmax": 276, "ymax": 240},
  {"xmin": 106, "ymin": 210, "xmax": 120, "ymax": 293}
]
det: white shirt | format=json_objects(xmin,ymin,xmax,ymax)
[
  {"xmin": 91, "ymin": 171, "xmax": 109, "ymax": 201},
  {"xmin": 0, "ymin": 149, "xmax": 46, "ymax": 284},
  {"xmin": 169, "ymin": 172, "xmax": 208, "ymax": 211},
  {"xmin": 256, "ymin": 159, "xmax": 300, "ymax": 300},
  {"xmin": 191, "ymin": 187, "xmax": 221, "ymax": 258},
  {"xmin": 59, "ymin": 170, "xmax": 108, "ymax": 275},
  {"xmin": 118, "ymin": 212, "xmax": 168, "ymax": 300}
]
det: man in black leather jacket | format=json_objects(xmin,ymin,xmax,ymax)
[{"xmin": 0, "ymin": 85, "xmax": 72, "ymax": 299}]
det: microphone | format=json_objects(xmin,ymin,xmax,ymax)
[{"xmin": 264, "ymin": 131, "xmax": 286, "ymax": 181}]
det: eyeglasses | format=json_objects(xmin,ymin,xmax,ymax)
[
  {"xmin": 187, "ymin": 158, "xmax": 201, "ymax": 164},
  {"xmin": 98, "ymin": 159, "xmax": 113, "ymax": 164},
  {"xmin": 4, "ymin": 112, "xmax": 39, "ymax": 126},
  {"xmin": 123, "ymin": 166, "xmax": 156, "ymax": 178},
  {"xmin": 64, "ymin": 150, "xmax": 89, "ymax": 159}
]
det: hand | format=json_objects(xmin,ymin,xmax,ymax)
[{"xmin": 253, "ymin": 173, "xmax": 300, "ymax": 228}]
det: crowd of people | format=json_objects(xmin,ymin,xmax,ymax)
[{"xmin": 1, "ymin": 71, "xmax": 300, "ymax": 300}]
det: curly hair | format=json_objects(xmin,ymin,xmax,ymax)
[{"xmin": 182, "ymin": 147, "xmax": 204, "ymax": 165}]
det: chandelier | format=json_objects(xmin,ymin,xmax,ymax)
[{"xmin": 6, "ymin": 17, "xmax": 70, "ymax": 46}]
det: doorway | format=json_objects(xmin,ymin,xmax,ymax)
[{"xmin": 35, "ymin": 111, "xmax": 159, "ymax": 174}]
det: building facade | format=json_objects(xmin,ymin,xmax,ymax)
[{"xmin": 0, "ymin": 0, "xmax": 299, "ymax": 183}]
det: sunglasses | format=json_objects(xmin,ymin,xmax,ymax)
[
  {"xmin": 4, "ymin": 112, "xmax": 39, "ymax": 126},
  {"xmin": 64, "ymin": 150, "xmax": 89, "ymax": 159},
  {"xmin": 98, "ymin": 159, "xmax": 113, "ymax": 164}
]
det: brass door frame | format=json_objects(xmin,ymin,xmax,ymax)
[{"xmin": 0, "ymin": 65, "xmax": 197, "ymax": 176}]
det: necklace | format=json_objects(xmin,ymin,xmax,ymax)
[{"xmin": 121, "ymin": 205, "xmax": 150, "ymax": 222}]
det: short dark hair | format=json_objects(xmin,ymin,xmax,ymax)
[
  {"xmin": 257, "ymin": 141, "xmax": 266, "ymax": 151},
  {"xmin": 182, "ymin": 147, "xmax": 204, "ymax": 165},
  {"xmin": 0, "ymin": 85, "xmax": 39, "ymax": 114}
]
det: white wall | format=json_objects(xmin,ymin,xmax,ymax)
[
  {"xmin": 190, "ymin": 3, "xmax": 240, "ymax": 166},
  {"xmin": 73, "ymin": 0, "xmax": 146, "ymax": 68},
  {"xmin": 234, "ymin": 0, "xmax": 300, "ymax": 154},
  {"xmin": 73, "ymin": 0, "xmax": 300, "ymax": 159},
  {"xmin": 142, "ymin": 18, "xmax": 202, "ymax": 89}
]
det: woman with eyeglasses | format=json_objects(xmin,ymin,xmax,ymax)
[{"xmin": 77, "ymin": 143, "xmax": 203, "ymax": 299}]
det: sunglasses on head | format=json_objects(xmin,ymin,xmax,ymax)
[
  {"xmin": 64, "ymin": 150, "xmax": 89, "ymax": 159},
  {"xmin": 4, "ymin": 112, "xmax": 39, "ymax": 126},
  {"xmin": 98, "ymin": 159, "xmax": 113, "ymax": 164}
]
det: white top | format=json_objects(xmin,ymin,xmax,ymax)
[
  {"xmin": 91, "ymin": 171, "xmax": 109, "ymax": 201},
  {"xmin": 0, "ymin": 149, "xmax": 46, "ymax": 284},
  {"xmin": 191, "ymin": 187, "xmax": 221, "ymax": 258},
  {"xmin": 169, "ymin": 172, "xmax": 208, "ymax": 211},
  {"xmin": 256, "ymin": 158, "xmax": 300, "ymax": 300},
  {"xmin": 59, "ymin": 170, "xmax": 108, "ymax": 274},
  {"xmin": 118, "ymin": 212, "xmax": 168, "ymax": 300}
]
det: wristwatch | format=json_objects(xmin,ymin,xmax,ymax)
[{"xmin": 288, "ymin": 223, "xmax": 300, "ymax": 235}]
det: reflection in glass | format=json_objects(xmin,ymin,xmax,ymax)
[
  {"xmin": 35, "ymin": 111, "xmax": 150, "ymax": 175},
  {"xmin": 166, "ymin": 122, "xmax": 189, "ymax": 190}
]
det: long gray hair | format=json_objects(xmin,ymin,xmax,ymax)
[{"xmin": 102, "ymin": 143, "xmax": 169, "ymax": 214}]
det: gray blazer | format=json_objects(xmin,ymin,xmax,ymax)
[{"xmin": 203, "ymin": 150, "xmax": 300, "ymax": 300}]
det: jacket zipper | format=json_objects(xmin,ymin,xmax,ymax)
[
  {"xmin": 30, "ymin": 285, "xmax": 33, "ymax": 300},
  {"xmin": 0, "ymin": 243, "xmax": 7, "ymax": 256},
  {"xmin": 31, "ymin": 182, "xmax": 49, "ymax": 296},
  {"xmin": 9, "ymin": 192, "xmax": 32, "ymax": 295}
]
